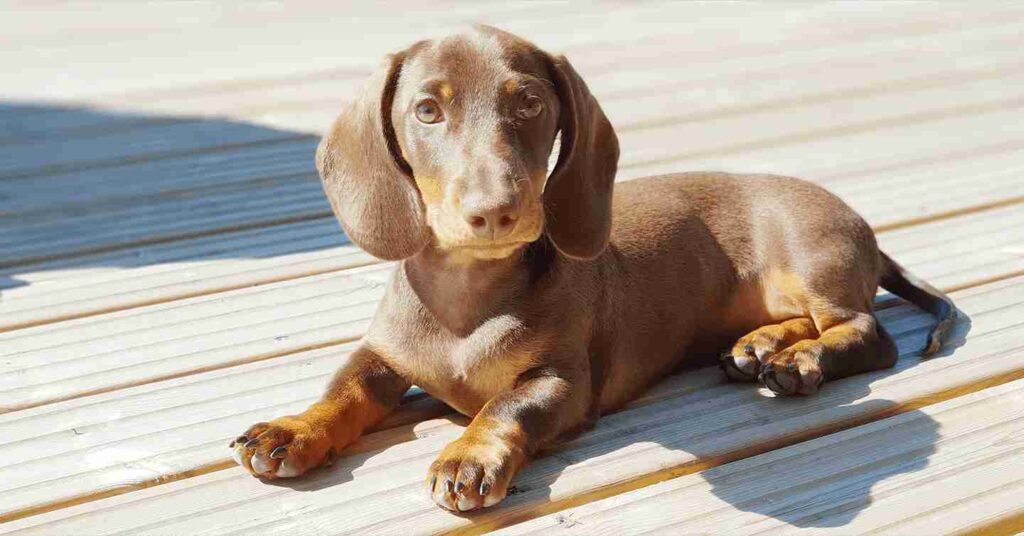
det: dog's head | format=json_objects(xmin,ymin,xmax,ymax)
[{"xmin": 317, "ymin": 26, "xmax": 619, "ymax": 261}]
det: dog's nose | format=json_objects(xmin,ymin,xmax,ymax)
[{"xmin": 462, "ymin": 197, "xmax": 520, "ymax": 240}]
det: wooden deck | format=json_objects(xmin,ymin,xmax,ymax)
[{"xmin": 2, "ymin": 3, "xmax": 1023, "ymax": 534}]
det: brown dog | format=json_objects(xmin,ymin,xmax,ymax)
[{"xmin": 230, "ymin": 27, "xmax": 956, "ymax": 512}]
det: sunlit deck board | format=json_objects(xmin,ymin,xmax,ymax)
[
  {"xmin": 0, "ymin": 220, "xmax": 373, "ymax": 331},
  {"xmin": 3, "ymin": 192, "xmax": 1022, "ymax": 415},
  {"xmin": 6, "ymin": 72, "xmax": 1022, "ymax": 264},
  {"xmin": 497, "ymin": 378, "xmax": 1024, "ymax": 535},
  {"xmin": 4, "ymin": 275, "xmax": 1023, "ymax": 535},
  {"xmin": 1, "ymin": 199, "xmax": 1021, "ymax": 524},
  {"xmin": 3, "ymin": 13, "xmax": 1021, "ymax": 268},
  {"xmin": 8, "ymin": 4, "xmax": 1003, "ymax": 100},
  {"xmin": 3, "ymin": 2, "xmax": 1024, "ymax": 534},
  {"xmin": 2, "ymin": 120, "xmax": 1021, "ymax": 328}
]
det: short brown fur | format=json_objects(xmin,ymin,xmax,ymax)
[{"xmin": 233, "ymin": 27, "xmax": 957, "ymax": 512}]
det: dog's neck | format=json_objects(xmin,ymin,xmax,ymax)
[{"xmin": 404, "ymin": 239, "xmax": 553, "ymax": 336}]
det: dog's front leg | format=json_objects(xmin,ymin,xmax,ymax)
[
  {"xmin": 428, "ymin": 365, "xmax": 590, "ymax": 512},
  {"xmin": 231, "ymin": 345, "xmax": 409, "ymax": 479}
]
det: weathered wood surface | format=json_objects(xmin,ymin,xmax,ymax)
[
  {"xmin": 498, "ymin": 378, "xmax": 1024, "ymax": 535},
  {"xmin": 2, "ymin": 2, "xmax": 1022, "ymax": 534}
]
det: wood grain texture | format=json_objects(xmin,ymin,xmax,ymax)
[
  {"xmin": 3, "ymin": 198, "xmax": 1021, "ymax": 415},
  {"xmin": 2, "ymin": 275, "xmax": 1022, "ymax": 535},
  {"xmin": 2, "ymin": 3, "xmax": 1023, "ymax": 532},
  {"xmin": 0, "ymin": 202, "xmax": 1020, "ymax": 522},
  {"xmin": 497, "ymin": 379, "xmax": 1024, "ymax": 535},
  {"xmin": 2, "ymin": 10, "xmax": 1020, "ymax": 267}
]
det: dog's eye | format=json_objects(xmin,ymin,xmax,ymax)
[
  {"xmin": 517, "ymin": 96, "xmax": 543, "ymax": 120},
  {"xmin": 415, "ymin": 99, "xmax": 444, "ymax": 124}
]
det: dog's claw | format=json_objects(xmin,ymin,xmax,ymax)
[
  {"xmin": 445, "ymin": 479, "xmax": 454, "ymax": 493},
  {"xmin": 244, "ymin": 438, "xmax": 259, "ymax": 448},
  {"xmin": 455, "ymin": 481, "xmax": 466, "ymax": 494},
  {"xmin": 480, "ymin": 482, "xmax": 491, "ymax": 496},
  {"xmin": 270, "ymin": 446, "xmax": 287, "ymax": 459},
  {"xmin": 720, "ymin": 350, "xmax": 759, "ymax": 382}
]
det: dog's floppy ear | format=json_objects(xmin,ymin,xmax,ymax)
[
  {"xmin": 316, "ymin": 50, "xmax": 429, "ymax": 260},
  {"xmin": 544, "ymin": 54, "xmax": 620, "ymax": 260}
]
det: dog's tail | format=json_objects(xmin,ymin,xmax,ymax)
[{"xmin": 878, "ymin": 251, "xmax": 957, "ymax": 356}]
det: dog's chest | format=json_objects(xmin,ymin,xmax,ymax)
[{"xmin": 368, "ymin": 311, "xmax": 539, "ymax": 416}]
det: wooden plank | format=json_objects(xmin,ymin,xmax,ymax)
[
  {"xmin": 3, "ymin": 273, "xmax": 1022, "ymax": 536},
  {"xmin": 8, "ymin": 12, "xmax": 1019, "ymax": 138},
  {"xmin": 5, "ymin": 3, "xmax": 981, "ymax": 100},
  {"xmin": 0, "ymin": 119, "xmax": 306, "ymax": 180},
  {"xmin": 875, "ymin": 203, "xmax": 1024, "ymax": 291},
  {"xmin": 4, "ymin": 79, "xmax": 1022, "ymax": 269},
  {"xmin": 0, "ymin": 138, "xmax": 315, "ymax": 216},
  {"xmin": 0, "ymin": 175, "xmax": 329, "ymax": 268},
  {"xmin": 2, "ymin": 179, "xmax": 1022, "ymax": 412},
  {"xmin": 4, "ymin": 130, "xmax": 1021, "ymax": 330},
  {"xmin": 0, "ymin": 185, "xmax": 1016, "ymax": 411},
  {"xmin": 2, "ymin": 18, "xmax": 1019, "ymax": 267},
  {"xmin": 0, "ymin": 201, "xmax": 1017, "ymax": 523},
  {"xmin": 0, "ymin": 341, "xmax": 451, "ymax": 524},
  {"xmin": 0, "ymin": 262, "xmax": 388, "ymax": 413},
  {"xmin": 0, "ymin": 299, "xmax": 943, "ymax": 524},
  {"xmin": 0, "ymin": 1, "xmax": 597, "ymax": 99},
  {"xmin": 496, "ymin": 379, "xmax": 1024, "ymax": 535},
  {"xmin": 0, "ymin": 218, "xmax": 375, "ymax": 331},
  {"xmin": 5, "ymin": 20, "xmax": 1018, "ymax": 181}
]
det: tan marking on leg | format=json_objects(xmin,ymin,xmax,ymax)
[
  {"xmin": 722, "ymin": 318, "xmax": 818, "ymax": 381},
  {"xmin": 762, "ymin": 313, "xmax": 886, "ymax": 396},
  {"xmin": 428, "ymin": 417, "xmax": 528, "ymax": 511}
]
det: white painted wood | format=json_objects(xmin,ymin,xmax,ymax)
[
  {"xmin": 0, "ymin": 3, "xmax": 1021, "ymax": 531},
  {"xmin": 3, "ymin": 3, "xmax": 980, "ymax": 100},
  {"xmin": 2, "ymin": 275, "xmax": 1021, "ymax": 535},
  {"xmin": 0, "ymin": 218, "xmax": 374, "ymax": 331},
  {"xmin": 0, "ymin": 203, "xmax": 1018, "ymax": 523},
  {"xmin": 6, "ymin": 14, "xmax": 1019, "ymax": 137},
  {"xmin": 3, "ymin": 195, "xmax": 1020, "ymax": 414},
  {"xmin": 0, "ymin": 263, "xmax": 391, "ymax": 413},
  {"xmin": 2, "ymin": 10, "xmax": 1020, "ymax": 267},
  {"xmin": 496, "ymin": 379, "xmax": 1024, "ymax": 535}
]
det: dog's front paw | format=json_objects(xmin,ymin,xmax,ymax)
[
  {"xmin": 230, "ymin": 415, "xmax": 336, "ymax": 479},
  {"xmin": 427, "ymin": 429, "xmax": 525, "ymax": 512}
]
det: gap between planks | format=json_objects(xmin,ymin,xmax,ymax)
[
  {"xmin": 495, "ymin": 378, "xmax": 1024, "ymax": 535},
  {"xmin": 3, "ymin": 275, "xmax": 1024, "ymax": 534},
  {"xmin": 0, "ymin": 217, "xmax": 1021, "ymax": 526},
  {"xmin": 4, "ymin": 35, "xmax": 1019, "ymax": 268},
  {"xmin": 3, "ymin": 187, "xmax": 1021, "ymax": 334},
  {"xmin": 1, "ymin": 196, "xmax": 1021, "ymax": 416}
]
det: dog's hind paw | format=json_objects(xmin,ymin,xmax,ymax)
[
  {"xmin": 720, "ymin": 345, "xmax": 761, "ymax": 382},
  {"xmin": 758, "ymin": 348, "xmax": 825, "ymax": 396}
]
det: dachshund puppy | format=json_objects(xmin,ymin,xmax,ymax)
[{"xmin": 231, "ymin": 26, "xmax": 956, "ymax": 512}]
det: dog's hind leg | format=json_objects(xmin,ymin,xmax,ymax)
[
  {"xmin": 720, "ymin": 318, "xmax": 819, "ymax": 382},
  {"xmin": 758, "ymin": 309, "xmax": 899, "ymax": 396}
]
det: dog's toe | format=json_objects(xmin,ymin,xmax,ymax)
[
  {"xmin": 720, "ymin": 347, "xmax": 760, "ymax": 382},
  {"xmin": 759, "ymin": 350, "xmax": 824, "ymax": 396},
  {"xmin": 230, "ymin": 417, "xmax": 334, "ymax": 479},
  {"xmin": 427, "ymin": 434, "xmax": 521, "ymax": 512}
]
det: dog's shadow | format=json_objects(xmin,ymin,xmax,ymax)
[
  {"xmin": 0, "ymin": 100, "xmax": 333, "ymax": 293},
  {"xmin": 269, "ymin": 307, "xmax": 970, "ymax": 531}
]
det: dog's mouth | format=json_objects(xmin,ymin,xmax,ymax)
[
  {"xmin": 458, "ymin": 241, "xmax": 530, "ymax": 250},
  {"xmin": 444, "ymin": 240, "xmax": 532, "ymax": 261}
]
